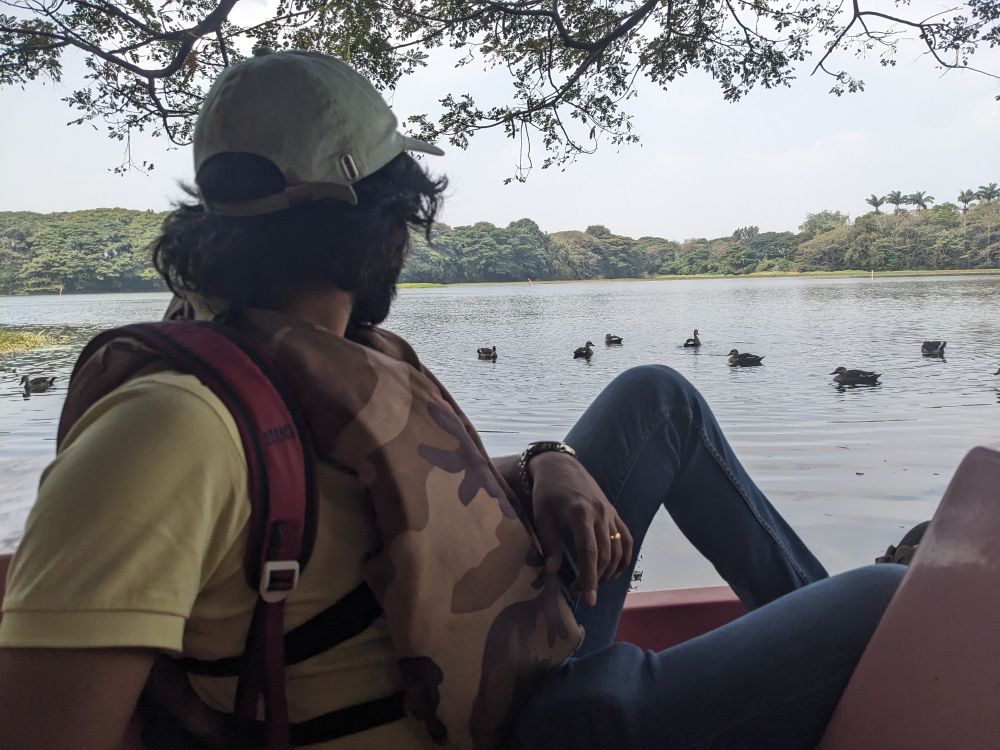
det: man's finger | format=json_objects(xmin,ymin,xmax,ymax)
[
  {"xmin": 604, "ymin": 522, "xmax": 624, "ymax": 583},
  {"xmin": 616, "ymin": 519, "xmax": 635, "ymax": 579},
  {"xmin": 535, "ymin": 512, "xmax": 564, "ymax": 574},
  {"xmin": 571, "ymin": 521, "xmax": 599, "ymax": 606},
  {"xmin": 595, "ymin": 519, "xmax": 612, "ymax": 583}
]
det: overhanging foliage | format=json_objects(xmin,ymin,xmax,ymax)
[{"xmin": 3, "ymin": 0, "xmax": 998, "ymax": 178}]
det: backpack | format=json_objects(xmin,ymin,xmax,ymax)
[{"xmin": 62, "ymin": 321, "xmax": 402, "ymax": 750}]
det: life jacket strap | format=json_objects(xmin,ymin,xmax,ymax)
[
  {"xmin": 257, "ymin": 692, "xmax": 407, "ymax": 747},
  {"xmin": 182, "ymin": 583, "xmax": 383, "ymax": 677}
]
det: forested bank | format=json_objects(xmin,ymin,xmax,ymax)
[
  {"xmin": 1, "ymin": 198, "xmax": 998, "ymax": 295},
  {"xmin": 403, "ymin": 201, "xmax": 999, "ymax": 283},
  {"xmin": 0, "ymin": 209, "xmax": 163, "ymax": 294}
]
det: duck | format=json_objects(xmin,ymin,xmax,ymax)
[
  {"xmin": 477, "ymin": 345, "xmax": 497, "ymax": 361},
  {"xmin": 830, "ymin": 367, "xmax": 881, "ymax": 386},
  {"xmin": 728, "ymin": 349, "xmax": 764, "ymax": 367},
  {"xmin": 605, "ymin": 334, "xmax": 623, "ymax": 346},
  {"xmin": 921, "ymin": 340, "xmax": 946, "ymax": 356},
  {"xmin": 683, "ymin": 329, "xmax": 701, "ymax": 348},
  {"xmin": 574, "ymin": 341, "xmax": 595, "ymax": 359},
  {"xmin": 21, "ymin": 375, "xmax": 56, "ymax": 395}
]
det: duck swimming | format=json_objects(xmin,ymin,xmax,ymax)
[
  {"xmin": 605, "ymin": 334, "xmax": 623, "ymax": 346},
  {"xmin": 684, "ymin": 329, "xmax": 701, "ymax": 348},
  {"xmin": 21, "ymin": 375, "xmax": 56, "ymax": 395},
  {"xmin": 921, "ymin": 340, "xmax": 946, "ymax": 356},
  {"xmin": 830, "ymin": 367, "xmax": 881, "ymax": 386},
  {"xmin": 477, "ymin": 346, "xmax": 497, "ymax": 361},
  {"xmin": 728, "ymin": 349, "xmax": 764, "ymax": 367},
  {"xmin": 574, "ymin": 341, "xmax": 595, "ymax": 359}
]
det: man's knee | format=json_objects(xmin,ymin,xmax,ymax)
[
  {"xmin": 848, "ymin": 563, "xmax": 906, "ymax": 604},
  {"xmin": 610, "ymin": 365, "xmax": 698, "ymax": 406},
  {"xmin": 823, "ymin": 564, "xmax": 905, "ymax": 636}
]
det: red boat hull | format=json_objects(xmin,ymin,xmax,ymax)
[{"xmin": 615, "ymin": 585, "xmax": 745, "ymax": 650}]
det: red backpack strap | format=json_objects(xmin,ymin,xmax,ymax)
[{"xmin": 64, "ymin": 321, "xmax": 317, "ymax": 750}]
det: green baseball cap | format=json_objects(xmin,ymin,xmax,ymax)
[{"xmin": 194, "ymin": 47, "xmax": 443, "ymax": 216}]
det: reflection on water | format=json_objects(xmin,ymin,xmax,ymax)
[{"xmin": 1, "ymin": 278, "xmax": 998, "ymax": 589}]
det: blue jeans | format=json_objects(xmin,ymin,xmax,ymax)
[{"xmin": 505, "ymin": 366, "xmax": 905, "ymax": 749}]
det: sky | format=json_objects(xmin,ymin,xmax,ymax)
[{"xmin": 1, "ymin": 1, "xmax": 998, "ymax": 240}]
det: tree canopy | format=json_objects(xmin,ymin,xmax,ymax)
[
  {"xmin": 865, "ymin": 195, "xmax": 884, "ymax": 214},
  {"xmin": 3, "ymin": 0, "xmax": 997, "ymax": 177},
  {"xmin": 799, "ymin": 210, "xmax": 850, "ymax": 239},
  {"xmin": 0, "ymin": 208, "xmax": 163, "ymax": 293},
  {"xmin": 4, "ymin": 195, "xmax": 998, "ymax": 295}
]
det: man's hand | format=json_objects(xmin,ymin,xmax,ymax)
[{"xmin": 528, "ymin": 452, "xmax": 633, "ymax": 606}]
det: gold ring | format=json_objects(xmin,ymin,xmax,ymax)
[{"xmin": 610, "ymin": 532, "xmax": 622, "ymax": 541}]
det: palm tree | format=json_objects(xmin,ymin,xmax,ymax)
[
  {"xmin": 958, "ymin": 189, "xmax": 977, "ymax": 213},
  {"xmin": 907, "ymin": 191, "xmax": 934, "ymax": 210},
  {"xmin": 865, "ymin": 194, "xmax": 885, "ymax": 214},
  {"xmin": 885, "ymin": 190, "xmax": 905, "ymax": 213},
  {"xmin": 976, "ymin": 182, "xmax": 999, "ymax": 202}
]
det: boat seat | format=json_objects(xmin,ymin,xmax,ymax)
[{"xmin": 818, "ymin": 444, "xmax": 1000, "ymax": 750}]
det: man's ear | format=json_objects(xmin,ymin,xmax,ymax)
[{"xmin": 164, "ymin": 296, "xmax": 195, "ymax": 321}]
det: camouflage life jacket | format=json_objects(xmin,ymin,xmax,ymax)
[{"xmin": 62, "ymin": 303, "xmax": 583, "ymax": 749}]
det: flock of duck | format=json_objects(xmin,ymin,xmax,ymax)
[
  {"xmin": 11, "ymin": 336, "xmax": 1000, "ymax": 398},
  {"xmin": 478, "ymin": 331, "xmax": 1000, "ymax": 386}
]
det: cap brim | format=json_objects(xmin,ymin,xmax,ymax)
[
  {"xmin": 204, "ymin": 182, "xmax": 358, "ymax": 216},
  {"xmin": 401, "ymin": 134, "xmax": 444, "ymax": 157}
]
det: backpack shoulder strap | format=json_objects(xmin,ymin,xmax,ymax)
[{"xmin": 63, "ymin": 320, "xmax": 317, "ymax": 750}]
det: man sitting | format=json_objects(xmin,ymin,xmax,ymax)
[{"xmin": 0, "ymin": 48, "xmax": 905, "ymax": 750}]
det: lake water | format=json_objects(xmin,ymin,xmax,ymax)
[{"xmin": 2, "ymin": 276, "xmax": 998, "ymax": 590}]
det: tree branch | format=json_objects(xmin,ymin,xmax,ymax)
[
  {"xmin": 813, "ymin": 0, "xmax": 999, "ymax": 80},
  {"xmin": 46, "ymin": 0, "xmax": 239, "ymax": 79},
  {"xmin": 216, "ymin": 27, "xmax": 228, "ymax": 66},
  {"xmin": 73, "ymin": 0, "xmax": 157, "ymax": 36}
]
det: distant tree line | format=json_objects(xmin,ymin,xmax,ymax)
[
  {"xmin": 1, "ymin": 186, "xmax": 997, "ymax": 295},
  {"xmin": 0, "ymin": 209, "xmax": 163, "ymax": 294},
  {"xmin": 403, "ymin": 195, "xmax": 999, "ymax": 282}
]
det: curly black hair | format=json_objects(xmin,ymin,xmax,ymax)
[{"xmin": 152, "ymin": 152, "xmax": 446, "ymax": 322}]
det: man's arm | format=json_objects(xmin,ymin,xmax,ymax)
[
  {"xmin": 0, "ymin": 377, "xmax": 248, "ymax": 748},
  {"xmin": 493, "ymin": 450, "xmax": 633, "ymax": 605},
  {"xmin": 492, "ymin": 454, "xmax": 525, "ymax": 501},
  {"xmin": 0, "ymin": 647, "xmax": 153, "ymax": 750}
]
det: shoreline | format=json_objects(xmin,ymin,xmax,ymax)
[
  {"xmin": 408, "ymin": 268, "xmax": 1000, "ymax": 288},
  {"xmin": 2, "ymin": 269, "xmax": 998, "ymax": 299},
  {"xmin": 650, "ymin": 268, "xmax": 1000, "ymax": 282}
]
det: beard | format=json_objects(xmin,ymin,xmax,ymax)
[{"xmin": 348, "ymin": 237, "xmax": 408, "ymax": 327}]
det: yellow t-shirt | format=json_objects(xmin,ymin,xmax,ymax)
[{"xmin": 0, "ymin": 371, "xmax": 430, "ymax": 749}]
